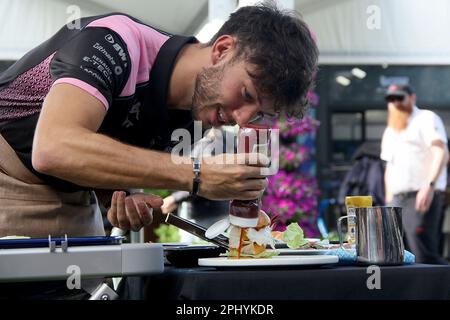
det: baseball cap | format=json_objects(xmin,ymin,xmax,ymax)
[{"xmin": 385, "ymin": 84, "xmax": 415, "ymax": 99}]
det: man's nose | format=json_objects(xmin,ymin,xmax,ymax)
[{"xmin": 231, "ymin": 104, "xmax": 258, "ymax": 126}]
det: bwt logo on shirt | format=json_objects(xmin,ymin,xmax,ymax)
[
  {"xmin": 113, "ymin": 43, "xmax": 127, "ymax": 64},
  {"xmin": 105, "ymin": 34, "xmax": 115, "ymax": 44},
  {"xmin": 104, "ymin": 34, "xmax": 128, "ymax": 66}
]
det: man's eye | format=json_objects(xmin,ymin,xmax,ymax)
[{"xmin": 244, "ymin": 88, "xmax": 254, "ymax": 101}]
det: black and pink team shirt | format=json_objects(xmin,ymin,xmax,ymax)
[{"xmin": 0, "ymin": 13, "xmax": 197, "ymax": 191}]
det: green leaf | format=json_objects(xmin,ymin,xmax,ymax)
[{"xmin": 281, "ymin": 223, "xmax": 309, "ymax": 249}]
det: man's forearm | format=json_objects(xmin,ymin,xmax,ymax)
[
  {"xmin": 33, "ymin": 129, "xmax": 192, "ymax": 191},
  {"xmin": 428, "ymin": 144, "xmax": 448, "ymax": 184}
]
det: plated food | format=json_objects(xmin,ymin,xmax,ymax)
[
  {"xmin": 206, "ymin": 209, "xmax": 342, "ymax": 259},
  {"xmin": 228, "ymin": 211, "xmax": 277, "ymax": 258},
  {"xmin": 272, "ymin": 223, "xmax": 329, "ymax": 250},
  {"xmin": 227, "ymin": 214, "xmax": 343, "ymax": 258}
]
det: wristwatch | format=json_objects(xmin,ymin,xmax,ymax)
[
  {"xmin": 191, "ymin": 157, "xmax": 201, "ymax": 196},
  {"xmin": 429, "ymin": 181, "xmax": 436, "ymax": 188}
]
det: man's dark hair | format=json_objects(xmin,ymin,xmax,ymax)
[{"xmin": 207, "ymin": 1, "xmax": 319, "ymax": 118}]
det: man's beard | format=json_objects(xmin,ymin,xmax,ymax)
[
  {"xmin": 387, "ymin": 104, "xmax": 410, "ymax": 131},
  {"xmin": 191, "ymin": 63, "xmax": 226, "ymax": 121}
]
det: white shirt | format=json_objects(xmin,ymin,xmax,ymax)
[{"xmin": 380, "ymin": 106, "xmax": 448, "ymax": 194}]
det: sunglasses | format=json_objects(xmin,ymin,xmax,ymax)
[{"xmin": 385, "ymin": 95, "xmax": 405, "ymax": 103}]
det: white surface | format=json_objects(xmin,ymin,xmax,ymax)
[
  {"xmin": 0, "ymin": 243, "xmax": 164, "ymax": 282},
  {"xmin": 0, "ymin": 0, "xmax": 208, "ymax": 60},
  {"xmin": 3, "ymin": 0, "xmax": 450, "ymax": 63},
  {"xmin": 276, "ymin": 248, "xmax": 332, "ymax": 256},
  {"xmin": 0, "ymin": 0, "xmax": 101, "ymax": 60},
  {"xmin": 304, "ymin": 238, "xmax": 321, "ymax": 242},
  {"xmin": 205, "ymin": 218, "xmax": 230, "ymax": 239},
  {"xmin": 198, "ymin": 255, "xmax": 338, "ymax": 267},
  {"xmin": 229, "ymin": 215, "xmax": 258, "ymax": 227},
  {"xmin": 91, "ymin": 0, "xmax": 207, "ymax": 34},
  {"xmin": 273, "ymin": 238, "xmax": 323, "ymax": 246},
  {"xmin": 305, "ymin": 0, "xmax": 450, "ymax": 64}
]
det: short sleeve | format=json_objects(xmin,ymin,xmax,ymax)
[
  {"xmin": 380, "ymin": 128, "xmax": 394, "ymax": 162},
  {"xmin": 421, "ymin": 111, "xmax": 448, "ymax": 146},
  {"xmin": 50, "ymin": 27, "xmax": 131, "ymax": 109}
]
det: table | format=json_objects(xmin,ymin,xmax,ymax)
[{"xmin": 130, "ymin": 264, "xmax": 450, "ymax": 300}]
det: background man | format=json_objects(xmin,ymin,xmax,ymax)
[{"xmin": 381, "ymin": 84, "xmax": 449, "ymax": 264}]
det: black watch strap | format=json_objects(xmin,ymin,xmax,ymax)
[
  {"xmin": 191, "ymin": 158, "xmax": 201, "ymax": 196},
  {"xmin": 192, "ymin": 176, "xmax": 201, "ymax": 195}
]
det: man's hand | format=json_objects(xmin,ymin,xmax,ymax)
[
  {"xmin": 199, "ymin": 153, "xmax": 270, "ymax": 200},
  {"xmin": 415, "ymin": 185, "xmax": 434, "ymax": 213},
  {"xmin": 107, "ymin": 191, "xmax": 163, "ymax": 231},
  {"xmin": 415, "ymin": 140, "xmax": 447, "ymax": 213}
]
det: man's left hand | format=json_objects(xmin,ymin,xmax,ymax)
[
  {"xmin": 415, "ymin": 185, "xmax": 434, "ymax": 213},
  {"xmin": 107, "ymin": 191, "xmax": 163, "ymax": 231}
]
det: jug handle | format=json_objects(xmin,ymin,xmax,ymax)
[{"xmin": 337, "ymin": 215, "xmax": 350, "ymax": 250}]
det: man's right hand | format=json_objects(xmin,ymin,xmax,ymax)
[
  {"xmin": 107, "ymin": 191, "xmax": 163, "ymax": 231},
  {"xmin": 197, "ymin": 153, "xmax": 270, "ymax": 200}
]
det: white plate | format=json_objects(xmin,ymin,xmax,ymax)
[
  {"xmin": 276, "ymin": 248, "xmax": 331, "ymax": 255},
  {"xmin": 198, "ymin": 255, "xmax": 338, "ymax": 267},
  {"xmin": 305, "ymin": 238, "xmax": 321, "ymax": 242}
]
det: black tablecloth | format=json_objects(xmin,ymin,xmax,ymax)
[{"xmin": 124, "ymin": 264, "xmax": 450, "ymax": 300}]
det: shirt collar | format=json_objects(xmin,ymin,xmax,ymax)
[
  {"xmin": 147, "ymin": 35, "xmax": 198, "ymax": 108},
  {"xmin": 143, "ymin": 35, "xmax": 198, "ymax": 149}
]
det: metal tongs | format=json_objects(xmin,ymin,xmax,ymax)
[{"xmin": 164, "ymin": 213, "xmax": 229, "ymax": 251}]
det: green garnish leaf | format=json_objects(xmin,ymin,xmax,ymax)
[{"xmin": 281, "ymin": 223, "xmax": 309, "ymax": 249}]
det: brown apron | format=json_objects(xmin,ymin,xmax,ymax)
[{"xmin": 0, "ymin": 134, "xmax": 105, "ymax": 238}]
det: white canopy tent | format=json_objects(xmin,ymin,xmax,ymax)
[
  {"xmin": 0, "ymin": 0, "xmax": 208, "ymax": 60},
  {"xmin": 1, "ymin": 0, "xmax": 450, "ymax": 64},
  {"xmin": 304, "ymin": 0, "xmax": 450, "ymax": 65}
]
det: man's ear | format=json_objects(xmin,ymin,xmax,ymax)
[{"xmin": 211, "ymin": 35, "xmax": 237, "ymax": 65}]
